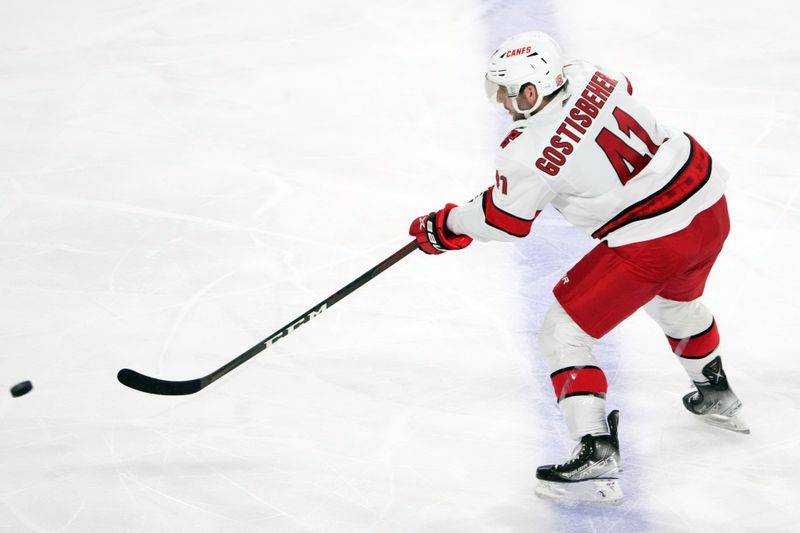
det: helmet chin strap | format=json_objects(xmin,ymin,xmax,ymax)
[{"xmin": 511, "ymin": 88, "xmax": 546, "ymax": 119}]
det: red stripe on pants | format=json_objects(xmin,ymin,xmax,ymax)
[
  {"xmin": 667, "ymin": 320, "xmax": 720, "ymax": 358},
  {"xmin": 550, "ymin": 366, "xmax": 608, "ymax": 402}
]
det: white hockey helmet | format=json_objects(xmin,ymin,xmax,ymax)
[{"xmin": 485, "ymin": 31, "xmax": 566, "ymax": 117}]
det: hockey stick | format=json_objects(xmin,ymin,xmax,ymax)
[{"xmin": 117, "ymin": 240, "xmax": 419, "ymax": 395}]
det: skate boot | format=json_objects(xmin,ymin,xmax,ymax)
[
  {"xmin": 683, "ymin": 356, "xmax": 749, "ymax": 434},
  {"xmin": 535, "ymin": 410, "xmax": 623, "ymax": 505}
]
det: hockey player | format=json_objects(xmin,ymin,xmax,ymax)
[{"xmin": 409, "ymin": 32, "xmax": 748, "ymax": 505}]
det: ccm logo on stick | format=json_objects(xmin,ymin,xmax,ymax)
[{"xmin": 264, "ymin": 303, "xmax": 328, "ymax": 348}]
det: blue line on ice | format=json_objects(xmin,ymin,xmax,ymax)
[{"xmin": 481, "ymin": 1, "xmax": 651, "ymax": 530}]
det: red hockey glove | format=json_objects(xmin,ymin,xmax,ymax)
[{"xmin": 409, "ymin": 203, "xmax": 473, "ymax": 255}]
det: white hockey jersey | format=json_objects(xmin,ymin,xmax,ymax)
[{"xmin": 447, "ymin": 61, "xmax": 727, "ymax": 247}]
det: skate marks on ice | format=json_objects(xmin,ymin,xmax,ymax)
[{"xmin": 535, "ymin": 478, "xmax": 624, "ymax": 506}]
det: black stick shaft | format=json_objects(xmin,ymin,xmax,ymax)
[
  {"xmin": 118, "ymin": 240, "xmax": 418, "ymax": 395},
  {"xmin": 204, "ymin": 240, "xmax": 418, "ymax": 387}
]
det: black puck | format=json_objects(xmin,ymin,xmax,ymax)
[{"xmin": 10, "ymin": 381, "xmax": 33, "ymax": 397}]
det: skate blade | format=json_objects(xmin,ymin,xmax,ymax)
[
  {"xmin": 535, "ymin": 478, "xmax": 624, "ymax": 505},
  {"xmin": 697, "ymin": 412, "xmax": 750, "ymax": 434}
]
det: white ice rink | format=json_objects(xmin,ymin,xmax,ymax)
[{"xmin": 2, "ymin": 1, "xmax": 799, "ymax": 531}]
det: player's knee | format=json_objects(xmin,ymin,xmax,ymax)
[
  {"xmin": 539, "ymin": 303, "xmax": 595, "ymax": 372},
  {"xmin": 645, "ymin": 296, "xmax": 713, "ymax": 338}
]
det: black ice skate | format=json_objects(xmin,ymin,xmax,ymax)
[
  {"xmin": 683, "ymin": 356, "xmax": 749, "ymax": 434},
  {"xmin": 535, "ymin": 410, "xmax": 623, "ymax": 505}
]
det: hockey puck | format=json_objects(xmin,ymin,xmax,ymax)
[{"xmin": 10, "ymin": 381, "xmax": 33, "ymax": 397}]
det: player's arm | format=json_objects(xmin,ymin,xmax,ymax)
[
  {"xmin": 409, "ymin": 158, "xmax": 554, "ymax": 254},
  {"xmin": 447, "ymin": 158, "xmax": 554, "ymax": 242}
]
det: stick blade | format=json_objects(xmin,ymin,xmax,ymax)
[{"xmin": 117, "ymin": 368, "xmax": 204, "ymax": 396}]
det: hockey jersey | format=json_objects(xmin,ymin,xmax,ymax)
[{"xmin": 447, "ymin": 61, "xmax": 727, "ymax": 247}]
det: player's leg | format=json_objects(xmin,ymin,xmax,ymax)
[
  {"xmin": 644, "ymin": 296, "xmax": 749, "ymax": 433},
  {"xmin": 643, "ymin": 296, "xmax": 748, "ymax": 432},
  {"xmin": 535, "ymin": 241, "xmax": 666, "ymax": 504},
  {"xmin": 539, "ymin": 302, "xmax": 609, "ymax": 438},
  {"xmin": 536, "ymin": 301, "xmax": 623, "ymax": 504},
  {"xmin": 643, "ymin": 296, "xmax": 719, "ymax": 382},
  {"xmin": 645, "ymin": 196, "xmax": 747, "ymax": 432}
]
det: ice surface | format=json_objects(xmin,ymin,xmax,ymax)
[{"xmin": 1, "ymin": 0, "xmax": 798, "ymax": 532}]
